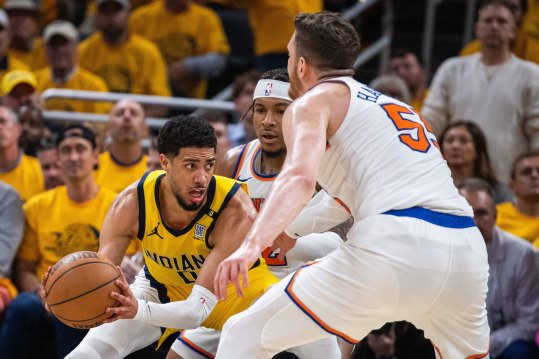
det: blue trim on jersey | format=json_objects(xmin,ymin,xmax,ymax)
[
  {"xmin": 383, "ymin": 207, "xmax": 475, "ymax": 228},
  {"xmin": 232, "ymin": 144, "xmax": 248, "ymax": 179},
  {"xmin": 204, "ymin": 181, "xmax": 242, "ymax": 249},
  {"xmin": 155, "ymin": 176, "xmax": 216, "ymax": 237},
  {"xmin": 177, "ymin": 336, "xmax": 214, "ymax": 358},
  {"xmin": 136, "ymin": 171, "xmax": 152, "ymax": 240},
  {"xmin": 144, "ymin": 265, "xmax": 170, "ymax": 304},
  {"xmin": 252, "ymin": 147, "xmax": 278, "ymax": 179}
]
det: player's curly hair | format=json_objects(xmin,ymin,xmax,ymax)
[
  {"xmin": 260, "ymin": 68, "xmax": 289, "ymax": 82},
  {"xmin": 157, "ymin": 114, "xmax": 217, "ymax": 158}
]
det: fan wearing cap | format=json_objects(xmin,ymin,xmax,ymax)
[
  {"xmin": 0, "ymin": 103, "xmax": 44, "ymax": 201},
  {"xmin": 4, "ymin": 0, "xmax": 47, "ymax": 70},
  {"xmin": 129, "ymin": 0, "xmax": 230, "ymax": 99},
  {"xmin": 78, "ymin": 0, "xmax": 171, "ymax": 116},
  {"xmin": 34, "ymin": 20, "xmax": 111, "ymax": 114},
  {"xmin": 1, "ymin": 69, "xmax": 51, "ymax": 156},
  {"xmin": 0, "ymin": 8, "xmax": 31, "ymax": 85},
  {"xmin": 0, "ymin": 124, "xmax": 119, "ymax": 358}
]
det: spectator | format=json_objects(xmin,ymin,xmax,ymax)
[
  {"xmin": 0, "ymin": 124, "xmax": 118, "ymax": 358},
  {"xmin": 461, "ymin": 0, "xmax": 539, "ymax": 64},
  {"xmin": 146, "ymin": 136, "xmax": 160, "ymax": 172},
  {"xmin": 388, "ymin": 49, "xmax": 428, "ymax": 110},
  {"xmin": 36, "ymin": 135, "xmax": 63, "ymax": 190},
  {"xmin": 0, "ymin": 181, "xmax": 24, "ymax": 321},
  {"xmin": 1, "ymin": 69, "xmax": 50, "ymax": 156},
  {"xmin": 351, "ymin": 321, "xmax": 435, "ymax": 359},
  {"xmin": 421, "ymin": 0, "xmax": 539, "ymax": 181},
  {"xmin": 245, "ymin": 0, "xmax": 323, "ymax": 71},
  {"xmin": 78, "ymin": 0, "xmax": 171, "ymax": 112},
  {"xmin": 196, "ymin": 109, "xmax": 231, "ymax": 166},
  {"xmin": 4, "ymin": 0, "xmax": 47, "ymax": 70},
  {"xmin": 497, "ymin": 151, "xmax": 539, "ymax": 244},
  {"xmin": 0, "ymin": 8, "xmax": 30, "ymax": 85},
  {"xmin": 228, "ymin": 69, "xmax": 260, "ymax": 146},
  {"xmin": 439, "ymin": 121, "xmax": 513, "ymax": 204},
  {"xmin": 35, "ymin": 20, "xmax": 110, "ymax": 114},
  {"xmin": 459, "ymin": 178, "xmax": 539, "ymax": 359},
  {"xmin": 129, "ymin": 0, "xmax": 230, "ymax": 99},
  {"xmin": 0, "ymin": 104, "xmax": 44, "ymax": 201},
  {"xmin": 369, "ymin": 74, "xmax": 411, "ymax": 104},
  {"xmin": 94, "ymin": 98, "xmax": 148, "ymax": 194}
]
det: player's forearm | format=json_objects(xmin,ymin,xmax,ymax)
[
  {"xmin": 285, "ymin": 190, "xmax": 351, "ymax": 238},
  {"xmin": 133, "ymin": 284, "xmax": 217, "ymax": 329},
  {"xmin": 246, "ymin": 172, "xmax": 316, "ymax": 250}
]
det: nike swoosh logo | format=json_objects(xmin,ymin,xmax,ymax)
[{"xmin": 237, "ymin": 176, "xmax": 252, "ymax": 182}]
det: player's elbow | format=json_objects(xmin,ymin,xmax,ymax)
[{"xmin": 290, "ymin": 172, "xmax": 317, "ymax": 195}]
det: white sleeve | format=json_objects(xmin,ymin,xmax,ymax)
[
  {"xmin": 133, "ymin": 284, "xmax": 217, "ymax": 329},
  {"xmin": 284, "ymin": 190, "xmax": 351, "ymax": 238}
]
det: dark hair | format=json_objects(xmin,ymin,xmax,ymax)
[
  {"xmin": 232, "ymin": 70, "xmax": 262, "ymax": 99},
  {"xmin": 390, "ymin": 48, "xmax": 423, "ymax": 67},
  {"xmin": 56, "ymin": 124, "xmax": 97, "ymax": 149},
  {"xmin": 294, "ymin": 12, "xmax": 360, "ymax": 71},
  {"xmin": 439, "ymin": 121, "xmax": 497, "ymax": 185},
  {"xmin": 260, "ymin": 68, "xmax": 289, "ymax": 82},
  {"xmin": 510, "ymin": 149, "xmax": 539, "ymax": 179},
  {"xmin": 457, "ymin": 177, "xmax": 495, "ymax": 199},
  {"xmin": 478, "ymin": 0, "xmax": 517, "ymax": 20},
  {"xmin": 37, "ymin": 134, "xmax": 58, "ymax": 152},
  {"xmin": 157, "ymin": 115, "xmax": 216, "ymax": 158}
]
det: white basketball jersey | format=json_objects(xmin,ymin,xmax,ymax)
[
  {"xmin": 232, "ymin": 139, "xmax": 340, "ymax": 278},
  {"xmin": 318, "ymin": 77, "xmax": 472, "ymax": 219}
]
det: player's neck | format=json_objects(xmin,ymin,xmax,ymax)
[
  {"xmin": 66, "ymin": 177, "xmax": 99, "ymax": 203},
  {"xmin": 108, "ymin": 142, "xmax": 144, "ymax": 166},
  {"xmin": 159, "ymin": 177, "xmax": 202, "ymax": 229},
  {"xmin": 514, "ymin": 196, "xmax": 539, "ymax": 217},
  {"xmin": 0, "ymin": 145, "xmax": 20, "ymax": 170},
  {"xmin": 259, "ymin": 151, "xmax": 284, "ymax": 175},
  {"xmin": 480, "ymin": 46, "xmax": 512, "ymax": 66}
]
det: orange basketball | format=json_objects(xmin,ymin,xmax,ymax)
[{"xmin": 45, "ymin": 251, "xmax": 121, "ymax": 329}]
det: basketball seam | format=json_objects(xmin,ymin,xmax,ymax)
[
  {"xmin": 48, "ymin": 274, "xmax": 120, "ymax": 307},
  {"xmin": 47, "ymin": 260, "xmax": 117, "ymax": 293},
  {"xmin": 53, "ymin": 301, "xmax": 120, "ymax": 323}
]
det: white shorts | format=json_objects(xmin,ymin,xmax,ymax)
[
  {"xmin": 173, "ymin": 232, "xmax": 343, "ymax": 359},
  {"xmin": 173, "ymin": 327, "xmax": 341, "ymax": 359},
  {"xmin": 65, "ymin": 270, "xmax": 165, "ymax": 359},
  {"xmin": 217, "ymin": 209, "xmax": 491, "ymax": 358}
]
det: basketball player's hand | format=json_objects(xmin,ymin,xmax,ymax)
[
  {"xmin": 270, "ymin": 232, "xmax": 297, "ymax": 261},
  {"xmin": 40, "ymin": 266, "xmax": 52, "ymax": 310},
  {"xmin": 214, "ymin": 243, "xmax": 261, "ymax": 300},
  {"xmin": 104, "ymin": 267, "xmax": 138, "ymax": 323}
]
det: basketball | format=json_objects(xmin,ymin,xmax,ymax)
[{"xmin": 45, "ymin": 251, "xmax": 121, "ymax": 329}]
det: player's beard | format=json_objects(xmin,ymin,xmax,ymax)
[
  {"xmin": 174, "ymin": 193, "xmax": 204, "ymax": 212},
  {"xmin": 262, "ymin": 147, "xmax": 286, "ymax": 159}
]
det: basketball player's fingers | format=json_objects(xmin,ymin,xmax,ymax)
[
  {"xmin": 239, "ymin": 262, "xmax": 248, "ymax": 289},
  {"xmin": 230, "ymin": 263, "xmax": 244, "ymax": 298},
  {"xmin": 214, "ymin": 264, "xmax": 227, "ymax": 300}
]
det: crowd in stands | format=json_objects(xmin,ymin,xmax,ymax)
[{"xmin": 0, "ymin": 0, "xmax": 537, "ymax": 358}]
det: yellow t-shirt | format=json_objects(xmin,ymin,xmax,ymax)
[
  {"xmin": 8, "ymin": 37, "xmax": 47, "ymax": 71},
  {"xmin": 130, "ymin": 2, "xmax": 229, "ymax": 98},
  {"xmin": 246, "ymin": 0, "xmax": 323, "ymax": 56},
  {"xmin": 0, "ymin": 154, "xmax": 44, "ymax": 202},
  {"xmin": 18, "ymin": 186, "xmax": 117, "ymax": 279},
  {"xmin": 0, "ymin": 57, "xmax": 30, "ymax": 94},
  {"xmin": 137, "ymin": 171, "xmax": 277, "ymax": 342},
  {"xmin": 95, "ymin": 151, "xmax": 148, "ymax": 194},
  {"xmin": 35, "ymin": 66, "xmax": 111, "ymax": 114},
  {"xmin": 459, "ymin": 29, "xmax": 539, "ymax": 65},
  {"xmin": 523, "ymin": 0, "xmax": 539, "ymax": 40},
  {"xmin": 496, "ymin": 202, "xmax": 539, "ymax": 244},
  {"xmin": 78, "ymin": 33, "xmax": 171, "ymax": 97}
]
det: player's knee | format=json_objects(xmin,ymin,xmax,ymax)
[{"xmin": 66, "ymin": 338, "xmax": 121, "ymax": 359}]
